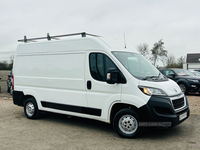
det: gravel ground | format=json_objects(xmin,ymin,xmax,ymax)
[{"xmin": 0, "ymin": 92, "xmax": 200, "ymax": 150}]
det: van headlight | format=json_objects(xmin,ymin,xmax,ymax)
[{"xmin": 139, "ymin": 86, "xmax": 167, "ymax": 96}]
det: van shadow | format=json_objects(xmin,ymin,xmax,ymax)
[
  {"xmin": 38, "ymin": 112, "xmax": 183, "ymax": 139},
  {"xmin": 39, "ymin": 112, "xmax": 115, "ymax": 134}
]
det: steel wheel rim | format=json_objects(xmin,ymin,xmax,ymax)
[
  {"xmin": 26, "ymin": 102, "xmax": 35, "ymax": 117},
  {"xmin": 118, "ymin": 115, "xmax": 138, "ymax": 134},
  {"xmin": 179, "ymin": 84, "xmax": 186, "ymax": 93}
]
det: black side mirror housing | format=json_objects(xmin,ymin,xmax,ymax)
[
  {"xmin": 106, "ymin": 68, "xmax": 119, "ymax": 84},
  {"xmin": 169, "ymin": 73, "xmax": 175, "ymax": 78},
  {"xmin": 106, "ymin": 68, "xmax": 127, "ymax": 84}
]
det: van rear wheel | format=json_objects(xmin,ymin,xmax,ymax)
[
  {"xmin": 113, "ymin": 109, "xmax": 142, "ymax": 138},
  {"xmin": 24, "ymin": 98, "xmax": 40, "ymax": 119}
]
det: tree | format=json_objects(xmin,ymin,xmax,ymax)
[
  {"xmin": 0, "ymin": 60, "xmax": 9, "ymax": 70},
  {"xmin": 165, "ymin": 53, "xmax": 176, "ymax": 68},
  {"xmin": 137, "ymin": 43, "xmax": 149, "ymax": 59},
  {"xmin": 176, "ymin": 56, "xmax": 186, "ymax": 68},
  {"xmin": 8, "ymin": 56, "xmax": 14, "ymax": 70},
  {"xmin": 0, "ymin": 56, "xmax": 14, "ymax": 70},
  {"xmin": 150, "ymin": 39, "xmax": 168, "ymax": 66},
  {"xmin": 165, "ymin": 55, "xmax": 186, "ymax": 68}
]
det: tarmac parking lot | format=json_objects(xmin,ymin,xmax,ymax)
[{"xmin": 0, "ymin": 92, "xmax": 200, "ymax": 150}]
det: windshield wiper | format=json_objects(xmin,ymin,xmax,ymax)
[{"xmin": 142, "ymin": 76, "xmax": 159, "ymax": 80}]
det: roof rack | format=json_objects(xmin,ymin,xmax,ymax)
[{"xmin": 18, "ymin": 32, "xmax": 100, "ymax": 43}]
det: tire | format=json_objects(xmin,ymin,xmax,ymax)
[
  {"xmin": 178, "ymin": 83, "xmax": 188, "ymax": 94},
  {"xmin": 10, "ymin": 84, "xmax": 13, "ymax": 95},
  {"xmin": 113, "ymin": 109, "xmax": 143, "ymax": 138},
  {"xmin": 7, "ymin": 85, "xmax": 10, "ymax": 93},
  {"xmin": 7, "ymin": 81, "xmax": 10, "ymax": 93},
  {"xmin": 24, "ymin": 98, "xmax": 40, "ymax": 119}
]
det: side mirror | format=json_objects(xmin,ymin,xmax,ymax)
[
  {"xmin": 106, "ymin": 68, "xmax": 119, "ymax": 84},
  {"xmin": 169, "ymin": 73, "xmax": 175, "ymax": 77}
]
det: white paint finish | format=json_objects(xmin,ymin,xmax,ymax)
[
  {"xmin": 85, "ymin": 51, "xmax": 122, "ymax": 120},
  {"xmin": 18, "ymin": 43, "xmax": 48, "ymax": 54},
  {"xmin": 48, "ymin": 39, "xmax": 86, "ymax": 52},
  {"xmin": 46, "ymin": 52, "xmax": 85, "ymax": 79},
  {"xmin": 139, "ymin": 79, "xmax": 182, "ymax": 97},
  {"xmin": 121, "ymin": 78, "xmax": 148, "ymax": 108},
  {"xmin": 45, "ymin": 52, "xmax": 87, "ymax": 107},
  {"xmin": 13, "ymin": 36, "xmax": 183, "ymax": 124}
]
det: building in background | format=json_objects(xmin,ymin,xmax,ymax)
[{"xmin": 183, "ymin": 53, "xmax": 200, "ymax": 70}]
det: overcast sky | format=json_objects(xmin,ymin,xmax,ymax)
[{"xmin": 0, "ymin": 0, "xmax": 200, "ymax": 66}]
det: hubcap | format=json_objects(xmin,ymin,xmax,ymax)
[
  {"xmin": 119, "ymin": 115, "xmax": 138, "ymax": 134},
  {"xmin": 26, "ymin": 102, "xmax": 35, "ymax": 116},
  {"xmin": 179, "ymin": 84, "xmax": 186, "ymax": 93}
]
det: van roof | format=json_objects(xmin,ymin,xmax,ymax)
[{"xmin": 17, "ymin": 32, "xmax": 138, "ymax": 53}]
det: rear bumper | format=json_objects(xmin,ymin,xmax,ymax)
[
  {"xmin": 13, "ymin": 91, "xmax": 24, "ymax": 106},
  {"xmin": 139, "ymin": 94, "xmax": 190, "ymax": 127}
]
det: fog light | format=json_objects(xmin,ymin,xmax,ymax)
[{"xmin": 191, "ymin": 85, "xmax": 196, "ymax": 87}]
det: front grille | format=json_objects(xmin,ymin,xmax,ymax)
[{"xmin": 172, "ymin": 97, "xmax": 185, "ymax": 109}]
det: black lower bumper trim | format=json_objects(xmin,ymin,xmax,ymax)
[
  {"xmin": 139, "ymin": 95, "xmax": 190, "ymax": 127},
  {"xmin": 13, "ymin": 91, "xmax": 24, "ymax": 106}
]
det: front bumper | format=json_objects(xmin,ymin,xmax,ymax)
[
  {"xmin": 139, "ymin": 93, "xmax": 190, "ymax": 127},
  {"xmin": 188, "ymin": 82, "xmax": 200, "ymax": 93}
]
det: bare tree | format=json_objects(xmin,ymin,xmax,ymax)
[
  {"xmin": 150, "ymin": 39, "xmax": 168, "ymax": 66},
  {"xmin": 177, "ymin": 56, "xmax": 186, "ymax": 68},
  {"xmin": 165, "ymin": 53, "xmax": 176, "ymax": 68},
  {"xmin": 165, "ymin": 55, "xmax": 186, "ymax": 68},
  {"xmin": 137, "ymin": 43, "xmax": 149, "ymax": 59}
]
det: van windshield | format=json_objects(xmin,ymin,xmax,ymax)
[{"xmin": 112, "ymin": 51, "xmax": 164, "ymax": 80}]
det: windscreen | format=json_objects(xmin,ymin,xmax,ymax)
[
  {"xmin": 112, "ymin": 51, "xmax": 160, "ymax": 80},
  {"xmin": 173, "ymin": 69, "xmax": 195, "ymax": 76}
]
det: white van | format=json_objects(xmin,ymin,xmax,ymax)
[{"xmin": 13, "ymin": 32, "xmax": 189, "ymax": 138}]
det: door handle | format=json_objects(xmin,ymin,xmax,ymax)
[{"xmin": 87, "ymin": 81, "xmax": 92, "ymax": 90}]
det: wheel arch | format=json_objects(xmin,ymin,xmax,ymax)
[
  {"xmin": 109, "ymin": 103, "xmax": 139, "ymax": 124},
  {"xmin": 23, "ymin": 95, "xmax": 36, "ymax": 106},
  {"xmin": 176, "ymin": 79, "xmax": 190, "ymax": 87}
]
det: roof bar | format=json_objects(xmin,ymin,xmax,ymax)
[{"xmin": 18, "ymin": 32, "xmax": 100, "ymax": 43}]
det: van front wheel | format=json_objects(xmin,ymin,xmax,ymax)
[
  {"xmin": 24, "ymin": 98, "xmax": 40, "ymax": 119},
  {"xmin": 113, "ymin": 109, "xmax": 142, "ymax": 138}
]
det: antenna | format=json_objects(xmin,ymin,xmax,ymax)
[{"xmin": 124, "ymin": 33, "xmax": 126, "ymax": 49}]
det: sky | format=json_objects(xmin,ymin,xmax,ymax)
[{"xmin": 0, "ymin": 0, "xmax": 200, "ymax": 66}]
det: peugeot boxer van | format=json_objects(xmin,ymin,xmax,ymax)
[{"xmin": 13, "ymin": 32, "xmax": 189, "ymax": 138}]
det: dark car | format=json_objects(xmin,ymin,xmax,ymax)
[
  {"xmin": 159, "ymin": 68, "xmax": 200, "ymax": 94},
  {"xmin": 7, "ymin": 70, "xmax": 13, "ymax": 95},
  {"xmin": 190, "ymin": 70, "xmax": 200, "ymax": 77},
  {"xmin": 194, "ymin": 69, "xmax": 200, "ymax": 72}
]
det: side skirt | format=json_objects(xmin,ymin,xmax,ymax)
[{"xmin": 41, "ymin": 101, "xmax": 101, "ymax": 116}]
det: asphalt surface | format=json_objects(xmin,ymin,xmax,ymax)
[{"xmin": 0, "ymin": 93, "xmax": 200, "ymax": 150}]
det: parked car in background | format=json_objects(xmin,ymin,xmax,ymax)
[
  {"xmin": 159, "ymin": 68, "xmax": 200, "ymax": 94},
  {"xmin": 7, "ymin": 70, "xmax": 13, "ymax": 95},
  {"xmin": 194, "ymin": 69, "xmax": 200, "ymax": 72},
  {"xmin": 190, "ymin": 70, "xmax": 200, "ymax": 77}
]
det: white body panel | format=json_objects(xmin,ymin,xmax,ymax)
[{"xmin": 13, "ymin": 36, "xmax": 182, "ymax": 123}]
